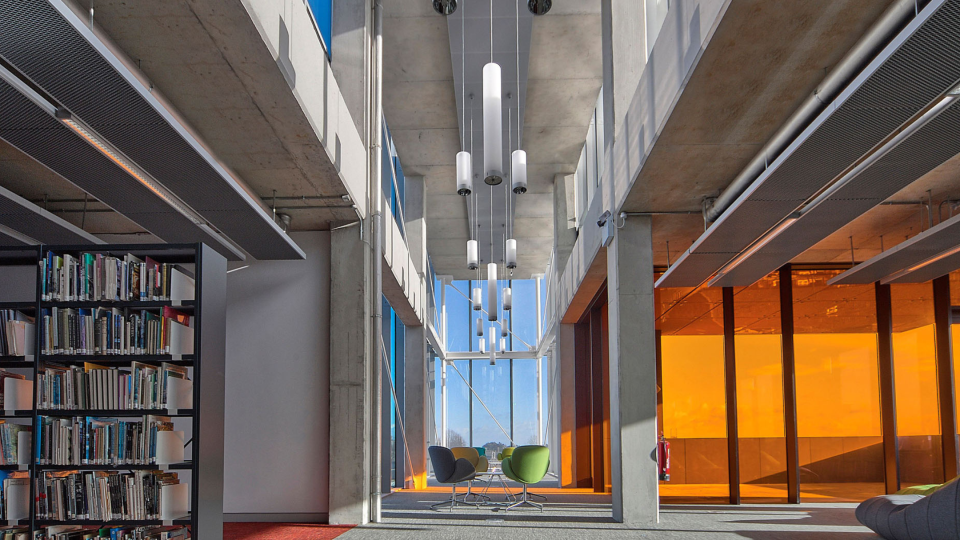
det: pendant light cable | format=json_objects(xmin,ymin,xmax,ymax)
[
  {"xmin": 461, "ymin": 1, "xmax": 466, "ymax": 153},
  {"xmin": 516, "ymin": 0, "xmax": 521, "ymax": 147}
]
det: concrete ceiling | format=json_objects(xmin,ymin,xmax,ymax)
[
  {"xmin": 627, "ymin": 0, "xmax": 901, "ymax": 268},
  {"xmin": 0, "ymin": 0, "xmax": 355, "ymax": 241},
  {"xmin": 383, "ymin": 0, "xmax": 601, "ymax": 279}
]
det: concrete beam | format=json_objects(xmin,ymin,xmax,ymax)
[
  {"xmin": 607, "ymin": 215, "xmax": 658, "ymax": 525},
  {"xmin": 328, "ymin": 226, "xmax": 372, "ymax": 525}
]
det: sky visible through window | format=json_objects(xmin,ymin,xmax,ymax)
[{"xmin": 433, "ymin": 279, "xmax": 548, "ymax": 452}]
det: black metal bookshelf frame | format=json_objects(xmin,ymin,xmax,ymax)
[{"xmin": 0, "ymin": 243, "xmax": 225, "ymax": 539}]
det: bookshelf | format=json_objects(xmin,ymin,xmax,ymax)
[{"xmin": 0, "ymin": 243, "xmax": 225, "ymax": 539}]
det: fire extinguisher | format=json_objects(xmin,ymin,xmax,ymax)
[{"xmin": 657, "ymin": 434, "xmax": 670, "ymax": 482}]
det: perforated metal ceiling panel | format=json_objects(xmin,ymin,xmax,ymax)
[
  {"xmin": 0, "ymin": 0, "xmax": 303, "ymax": 260},
  {"xmin": 712, "ymin": 99, "xmax": 960, "ymax": 287},
  {"xmin": 829, "ymin": 213, "xmax": 960, "ymax": 285},
  {"xmin": 0, "ymin": 78, "xmax": 241, "ymax": 259},
  {"xmin": 657, "ymin": 0, "xmax": 960, "ymax": 288}
]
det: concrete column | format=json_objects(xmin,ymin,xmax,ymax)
[
  {"xmin": 558, "ymin": 323, "xmax": 577, "ymax": 487},
  {"xmin": 329, "ymin": 226, "xmax": 372, "ymax": 525},
  {"xmin": 403, "ymin": 175, "xmax": 426, "ymax": 275},
  {"xmin": 554, "ymin": 174, "xmax": 577, "ymax": 272},
  {"xmin": 404, "ymin": 325, "xmax": 428, "ymax": 489},
  {"xmin": 607, "ymin": 214, "xmax": 658, "ymax": 525}
]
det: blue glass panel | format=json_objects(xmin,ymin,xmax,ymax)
[{"xmin": 306, "ymin": 0, "xmax": 332, "ymax": 56}]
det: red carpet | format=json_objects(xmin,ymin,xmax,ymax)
[{"xmin": 223, "ymin": 523, "xmax": 353, "ymax": 540}]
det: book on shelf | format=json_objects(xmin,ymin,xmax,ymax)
[
  {"xmin": 39, "ymin": 308, "xmax": 193, "ymax": 356},
  {"xmin": 35, "ymin": 470, "xmax": 186, "ymax": 522},
  {"xmin": 0, "ymin": 311, "xmax": 34, "ymax": 357},
  {"xmin": 36, "ymin": 415, "xmax": 173, "ymax": 467},
  {"xmin": 0, "ymin": 471, "xmax": 29, "ymax": 522},
  {"xmin": 0, "ymin": 372, "xmax": 25, "ymax": 411},
  {"xmin": 33, "ymin": 525, "xmax": 188, "ymax": 539},
  {"xmin": 0, "ymin": 526, "xmax": 26, "ymax": 540},
  {"xmin": 0, "ymin": 422, "xmax": 30, "ymax": 466},
  {"xmin": 37, "ymin": 363, "xmax": 191, "ymax": 411},
  {"xmin": 40, "ymin": 252, "xmax": 195, "ymax": 304}
]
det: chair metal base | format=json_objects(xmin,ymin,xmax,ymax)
[
  {"xmin": 430, "ymin": 484, "xmax": 481, "ymax": 512},
  {"xmin": 504, "ymin": 484, "xmax": 543, "ymax": 512},
  {"xmin": 511, "ymin": 491, "xmax": 547, "ymax": 501}
]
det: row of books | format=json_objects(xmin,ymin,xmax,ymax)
[
  {"xmin": 34, "ymin": 525, "xmax": 188, "ymax": 539},
  {"xmin": 40, "ymin": 252, "xmax": 194, "ymax": 304},
  {"xmin": 0, "ymin": 527, "xmax": 25, "ymax": 540},
  {"xmin": 0, "ymin": 423, "xmax": 30, "ymax": 466},
  {"xmin": 37, "ymin": 416, "xmax": 174, "ymax": 467},
  {"xmin": 40, "ymin": 307, "xmax": 192, "ymax": 356},
  {"xmin": 35, "ymin": 471, "xmax": 187, "ymax": 521},
  {"xmin": 37, "ymin": 363, "xmax": 191, "ymax": 411},
  {"xmin": 1, "ymin": 312, "xmax": 34, "ymax": 357}
]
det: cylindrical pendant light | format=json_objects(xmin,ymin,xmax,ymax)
[
  {"xmin": 487, "ymin": 262, "xmax": 498, "ymax": 321},
  {"xmin": 503, "ymin": 287, "xmax": 512, "ymax": 311},
  {"xmin": 475, "ymin": 317, "xmax": 483, "ymax": 337},
  {"xmin": 467, "ymin": 239, "xmax": 479, "ymax": 270},
  {"xmin": 483, "ymin": 63, "xmax": 503, "ymax": 186},
  {"xmin": 500, "ymin": 337, "xmax": 506, "ymax": 353},
  {"xmin": 501, "ymin": 323, "xmax": 508, "ymax": 337},
  {"xmin": 479, "ymin": 338, "xmax": 486, "ymax": 354},
  {"xmin": 472, "ymin": 286, "xmax": 482, "ymax": 311},
  {"xmin": 511, "ymin": 150, "xmax": 527, "ymax": 194},
  {"xmin": 457, "ymin": 151, "xmax": 472, "ymax": 195},
  {"xmin": 505, "ymin": 239, "xmax": 517, "ymax": 269},
  {"xmin": 489, "ymin": 332, "xmax": 497, "ymax": 365}
]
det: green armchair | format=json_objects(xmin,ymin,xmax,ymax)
[{"xmin": 501, "ymin": 445, "xmax": 549, "ymax": 511}]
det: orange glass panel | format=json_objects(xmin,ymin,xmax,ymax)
[
  {"xmin": 793, "ymin": 270, "xmax": 884, "ymax": 500},
  {"xmin": 658, "ymin": 285, "xmax": 728, "ymax": 502}
]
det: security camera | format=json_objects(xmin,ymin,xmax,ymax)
[{"xmin": 597, "ymin": 210, "xmax": 612, "ymax": 228}]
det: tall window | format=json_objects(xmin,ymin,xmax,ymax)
[
  {"xmin": 793, "ymin": 270, "xmax": 884, "ymax": 501},
  {"xmin": 306, "ymin": 0, "xmax": 332, "ymax": 56},
  {"xmin": 657, "ymin": 285, "xmax": 729, "ymax": 502},
  {"xmin": 733, "ymin": 274, "xmax": 787, "ymax": 502}
]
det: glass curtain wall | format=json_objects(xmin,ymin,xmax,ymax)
[
  {"xmin": 891, "ymin": 282, "xmax": 943, "ymax": 486},
  {"xmin": 733, "ymin": 274, "xmax": 787, "ymax": 502},
  {"xmin": 657, "ymin": 285, "xmax": 729, "ymax": 503},
  {"xmin": 792, "ymin": 269, "xmax": 884, "ymax": 501}
]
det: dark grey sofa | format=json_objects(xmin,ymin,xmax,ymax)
[{"xmin": 855, "ymin": 478, "xmax": 960, "ymax": 539}]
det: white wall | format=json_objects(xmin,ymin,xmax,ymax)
[{"xmin": 223, "ymin": 231, "xmax": 331, "ymax": 520}]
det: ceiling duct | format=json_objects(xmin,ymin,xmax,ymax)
[
  {"xmin": 0, "ymin": 0, "xmax": 304, "ymax": 260},
  {"xmin": 0, "ymin": 184, "xmax": 102, "ymax": 246},
  {"xmin": 657, "ymin": 0, "xmax": 960, "ymax": 289}
]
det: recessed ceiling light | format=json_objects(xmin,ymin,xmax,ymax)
[
  {"xmin": 528, "ymin": 0, "xmax": 552, "ymax": 15},
  {"xmin": 433, "ymin": 0, "xmax": 457, "ymax": 15}
]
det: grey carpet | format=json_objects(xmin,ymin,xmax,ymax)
[{"xmin": 339, "ymin": 491, "xmax": 877, "ymax": 539}]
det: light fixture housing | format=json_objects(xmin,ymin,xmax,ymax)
[
  {"xmin": 457, "ymin": 151, "xmax": 472, "ymax": 195},
  {"xmin": 467, "ymin": 239, "xmax": 479, "ymax": 269},
  {"xmin": 500, "ymin": 337, "xmax": 506, "ymax": 353},
  {"xmin": 528, "ymin": 0, "xmax": 552, "ymax": 15},
  {"xmin": 511, "ymin": 150, "xmax": 527, "ymax": 194},
  {"xmin": 479, "ymin": 338, "xmax": 486, "ymax": 354},
  {"xmin": 483, "ymin": 63, "xmax": 504, "ymax": 185},
  {"xmin": 476, "ymin": 317, "xmax": 484, "ymax": 337},
  {"xmin": 487, "ymin": 262, "xmax": 498, "ymax": 321},
  {"xmin": 505, "ymin": 239, "xmax": 517, "ymax": 269},
  {"xmin": 433, "ymin": 0, "xmax": 457, "ymax": 15},
  {"xmin": 503, "ymin": 287, "xmax": 512, "ymax": 311},
  {"xmin": 489, "ymin": 332, "xmax": 497, "ymax": 364},
  {"xmin": 472, "ymin": 286, "xmax": 483, "ymax": 311},
  {"xmin": 501, "ymin": 323, "xmax": 508, "ymax": 337}
]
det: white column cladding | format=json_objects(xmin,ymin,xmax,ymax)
[
  {"xmin": 607, "ymin": 215, "xmax": 658, "ymax": 525},
  {"xmin": 404, "ymin": 324, "xmax": 427, "ymax": 489}
]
